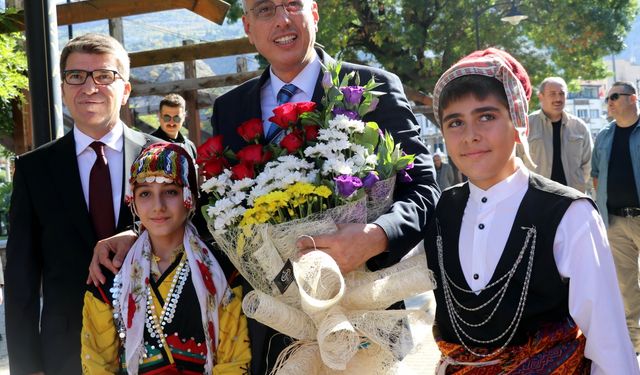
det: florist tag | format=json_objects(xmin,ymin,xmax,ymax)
[{"xmin": 274, "ymin": 259, "xmax": 295, "ymax": 294}]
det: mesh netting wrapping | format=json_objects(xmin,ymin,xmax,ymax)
[
  {"xmin": 242, "ymin": 290, "xmax": 317, "ymax": 340},
  {"xmin": 294, "ymin": 250, "xmax": 345, "ymax": 322},
  {"xmin": 208, "ymin": 179, "xmax": 438, "ymax": 373},
  {"xmin": 316, "ymin": 306, "xmax": 360, "ymax": 370},
  {"xmin": 212, "ymin": 198, "xmax": 367, "ymax": 306},
  {"xmin": 366, "ymin": 175, "xmax": 396, "ymax": 223},
  {"xmin": 342, "ymin": 254, "xmax": 436, "ymax": 310}
]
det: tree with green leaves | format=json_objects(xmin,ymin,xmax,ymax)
[
  {"xmin": 225, "ymin": 0, "xmax": 637, "ymax": 94},
  {"xmin": 0, "ymin": 8, "xmax": 28, "ymax": 140}
]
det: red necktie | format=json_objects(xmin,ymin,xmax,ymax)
[{"xmin": 89, "ymin": 141, "xmax": 116, "ymax": 240}]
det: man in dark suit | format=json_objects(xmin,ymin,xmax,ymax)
[
  {"xmin": 89, "ymin": 1, "xmax": 438, "ymax": 373},
  {"xmin": 211, "ymin": 1, "xmax": 440, "ymax": 372},
  {"xmin": 5, "ymin": 33, "xmax": 156, "ymax": 375}
]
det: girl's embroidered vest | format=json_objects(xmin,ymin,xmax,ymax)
[{"xmin": 425, "ymin": 173, "xmax": 594, "ymax": 347}]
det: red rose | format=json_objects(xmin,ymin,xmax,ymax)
[
  {"xmin": 237, "ymin": 118, "xmax": 264, "ymax": 143},
  {"xmin": 197, "ymin": 260, "xmax": 217, "ymax": 296},
  {"xmin": 201, "ymin": 156, "xmax": 229, "ymax": 178},
  {"xmin": 303, "ymin": 125, "xmax": 319, "ymax": 141},
  {"xmin": 231, "ymin": 160, "xmax": 256, "ymax": 180},
  {"xmin": 196, "ymin": 135, "xmax": 225, "ymax": 165},
  {"xmin": 127, "ymin": 293, "xmax": 136, "ymax": 328},
  {"xmin": 237, "ymin": 144, "xmax": 272, "ymax": 165},
  {"xmin": 269, "ymin": 103, "xmax": 298, "ymax": 129},
  {"xmin": 280, "ymin": 131, "xmax": 304, "ymax": 154},
  {"xmin": 296, "ymin": 101, "xmax": 317, "ymax": 114}
]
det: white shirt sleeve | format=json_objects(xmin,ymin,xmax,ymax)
[{"xmin": 554, "ymin": 199, "xmax": 640, "ymax": 375}]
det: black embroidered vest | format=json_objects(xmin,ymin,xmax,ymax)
[{"xmin": 425, "ymin": 173, "xmax": 594, "ymax": 347}]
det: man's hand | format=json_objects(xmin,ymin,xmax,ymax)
[
  {"xmin": 295, "ymin": 223, "xmax": 389, "ymax": 274},
  {"xmin": 86, "ymin": 230, "xmax": 138, "ymax": 286}
]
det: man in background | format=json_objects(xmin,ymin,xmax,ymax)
[
  {"xmin": 592, "ymin": 81, "xmax": 640, "ymax": 352},
  {"xmin": 527, "ymin": 77, "xmax": 592, "ymax": 193},
  {"xmin": 151, "ymin": 93, "xmax": 197, "ymax": 159}
]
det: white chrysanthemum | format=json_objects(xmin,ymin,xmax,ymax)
[
  {"xmin": 201, "ymin": 169, "xmax": 232, "ymax": 195},
  {"xmin": 213, "ymin": 206, "xmax": 246, "ymax": 232},
  {"xmin": 317, "ymin": 128, "xmax": 349, "ymax": 142},
  {"xmin": 322, "ymin": 157, "xmax": 354, "ymax": 176},
  {"xmin": 329, "ymin": 114, "xmax": 366, "ymax": 134},
  {"xmin": 207, "ymin": 197, "xmax": 235, "ymax": 218},
  {"xmin": 231, "ymin": 178, "xmax": 256, "ymax": 192},
  {"xmin": 229, "ymin": 191, "xmax": 247, "ymax": 205}
]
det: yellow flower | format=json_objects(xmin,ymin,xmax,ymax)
[{"xmin": 314, "ymin": 185, "xmax": 332, "ymax": 198}]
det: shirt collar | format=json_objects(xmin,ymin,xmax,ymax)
[
  {"xmin": 74, "ymin": 121, "xmax": 124, "ymax": 156},
  {"xmin": 468, "ymin": 158, "xmax": 530, "ymax": 206},
  {"xmin": 269, "ymin": 52, "xmax": 321, "ymax": 100}
]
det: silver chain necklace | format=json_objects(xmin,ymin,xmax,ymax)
[{"xmin": 436, "ymin": 220, "xmax": 537, "ymax": 358}]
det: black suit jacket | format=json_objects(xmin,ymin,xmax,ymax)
[
  {"xmin": 5, "ymin": 126, "xmax": 155, "ymax": 375},
  {"xmin": 210, "ymin": 49, "xmax": 439, "ymax": 374}
]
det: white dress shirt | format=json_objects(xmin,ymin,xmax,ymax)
[
  {"xmin": 458, "ymin": 159, "xmax": 639, "ymax": 375},
  {"xmin": 260, "ymin": 52, "xmax": 322, "ymax": 135},
  {"xmin": 74, "ymin": 122, "xmax": 124, "ymax": 225}
]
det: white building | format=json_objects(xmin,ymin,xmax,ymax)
[{"xmin": 566, "ymin": 81, "xmax": 609, "ymax": 138}]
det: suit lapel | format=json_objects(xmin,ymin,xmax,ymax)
[
  {"xmin": 117, "ymin": 126, "xmax": 150, "ymax": 231},
  {"xmin": 48, "ymin": 131, "xmax": 96, "ymax": 247}
]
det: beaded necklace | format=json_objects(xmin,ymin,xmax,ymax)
[
  {"xmin": 145, "ymin": 255, "xmax": 190, "ymax": 348},
  {"xmin": 112, "ymin": 252, "xmax": 190, "ymax": 359},
  {"xmin": 436, "ymin": 220, "xmax": 537, "ymax": 358}
]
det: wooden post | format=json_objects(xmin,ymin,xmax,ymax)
[
  {"xmin": 12, "ymin": 90, "xmax": 32, "ymax": 155},
  {"xmin": 182, "ymin": 39, "xmax": 201, "ymax": 146},
  {"xmin": 108, "ymin": 17, "xmax": 134, "ymax": 127}
]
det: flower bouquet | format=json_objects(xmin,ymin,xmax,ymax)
[{"xmin": 197, "ymin": 63, "xmax": 435, "ymax": 373}]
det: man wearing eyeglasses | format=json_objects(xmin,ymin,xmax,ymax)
[
  {"xmin": 5, "ymin": 33, "xmax": 156, "ymax": 375},
  {"xmin": 211, "ymin": 0, "xmax": 439, "ymax": 372},
  {"xmin": 526, "ymin": 77, "xmax": 593, "ymax": 193},
  {"xmin": 592, "ymin": 81, "xmax": 640, "ymax": 353},
  {"xmin": 150, "ymin": 93, "xmax": 197, "ymax": 160}
]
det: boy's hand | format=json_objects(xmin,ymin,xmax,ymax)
[
  {"xmin": 86, "ymin": 230, "xmax": 138, "ymax": 286},
  {"xmin": 295, "ymin": 223, "xmax": 388, "ymax": 274}
]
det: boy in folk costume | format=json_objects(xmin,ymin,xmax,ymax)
[
  {"xmin": 424, "ymin": 48, "xmax": 639, "ymax": 374},
  {"xmin": 81, "ymin": 143, "xmax": 251, "ymax": 374}
]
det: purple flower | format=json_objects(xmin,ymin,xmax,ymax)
[
  {"xmin": 332, "ymin": 107, "xmax": 359, "ymax": 120},
  {"xmin": 340, "ymin": 86, "xmax": 365, "ymax": 106},
  {"xmin": 334, "ymin": 175, "xmax": 363, "ymax": 197},
  {"xmin": 362, "ymin": 171, "xmax": 380, "ymax": 189},
  {"xmin": 322, "ymin": 71, "xmax": 333, "ymax": 90},
  {"xmin": 398, "ymin": 169, "xmax": 413, "ymax": 183}
]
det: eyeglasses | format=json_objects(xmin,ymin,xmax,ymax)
[
  {"xmin": 162, "ymin": 114, "xmax": 183, "ymax": 123},
  {"xmin": 605, "ymin": 92, "xmax": 632, "ymax": 103},
  {"xmin": 248, "ymin": 0, "xmax": 305, "ymax": 20},
  {"xmin": 62, "ymin": 69, "xmax": 123, "ymax": 85}
]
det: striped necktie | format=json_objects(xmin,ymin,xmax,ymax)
[{"xmin": 266, "ymin": 83, "xmax": 298, "ymax": 143}]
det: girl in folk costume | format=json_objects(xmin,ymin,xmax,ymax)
[
  {"xmin": 425, "ymin": 48, "xmax": 639, "ymax": 374},
  {"xmin": 81, "ymin": 143, "xmax": 251, "ymax": 374}
]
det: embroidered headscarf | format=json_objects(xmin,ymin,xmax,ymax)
[
  {"xmin": 114, "ymin": 142, "xmax": 228, "ymax": 374},
  {"xmin": 125, "ymin": 142, "xmax": 198, "ymax": 211},
  {"xmin": 432, "ymin": 48, "xmax": 534, "ymax": 165}
]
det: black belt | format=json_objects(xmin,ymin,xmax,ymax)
[{"xmin": 610, "ymin": 207, "xmax": 640, "ymax": 217}]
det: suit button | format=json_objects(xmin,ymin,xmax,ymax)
[
  {"xmin": 479, "ymin": 223, "xmax": 485, "ymax": 229},
  {"xmin": 473, "ymin": 273, "xmax": 479, "ymax": 280}
]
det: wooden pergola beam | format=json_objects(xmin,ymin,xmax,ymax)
[
  {"xmin": 130, "ymin": 70, "xmax": 262, "ymax": 97},
  {"xmin": 1, "ymin": 0, "xmax": 231, "ymax": 33},
  {"xmin": 129, "ymin": 37, "xmax": 256, "ymax": 68},
  {"xmin": 57, "ymin": 0, "xmax": 230, "ymax": 26}
]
